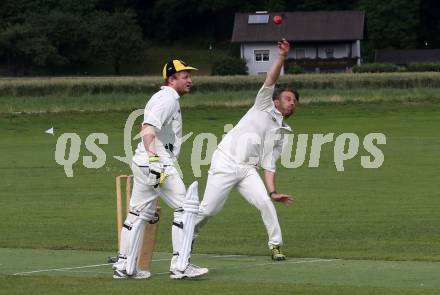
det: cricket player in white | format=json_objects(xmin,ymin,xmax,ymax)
[
  {"xmin": 113, "ymin": 60, "xmax": 208, "ymax": 279},
  {"xmin": 196, "ymin": 39, "xmax": 296, "ymax": 260}
]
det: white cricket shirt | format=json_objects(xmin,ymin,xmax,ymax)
[
  {"xmin": 132, "ymin": 86, "xmax": 182, "ymax": 166},
  {"xmin": 217, "ymin": 84, "xmax": 292, "ymax": 172}
]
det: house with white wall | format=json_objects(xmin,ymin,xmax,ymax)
[{"xmin": 231, "ymin": 11, "xmax": 366, "ymax": 74}]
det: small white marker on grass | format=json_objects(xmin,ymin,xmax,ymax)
[{"xmin": 45, "ymin": 127, "xmax": 54, "ymax": 135}]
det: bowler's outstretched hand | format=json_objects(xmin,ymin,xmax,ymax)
[
  {"xmin": 271, "ymin": 193, "xmax": 294, "ymax": 207},
  {"xmin": 278, "ymin": 38, "xmax": 290, "ymax": 57}
]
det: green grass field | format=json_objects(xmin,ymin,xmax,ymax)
[
  {"xmin": 1, "ymin": 85, "xmax": 440, "ymax": 294},
  {"xmin": 2, "ymin": 249, "xmax": 440, "ymax": 294}
]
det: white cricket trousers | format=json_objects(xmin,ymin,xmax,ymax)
[
  {"xmin": 197, "ymin": 149, "xmax": 283, "ymax": 248},
  {"xmin": 130, "ymin": 163, "xmax": 185, "ymax": 211}
]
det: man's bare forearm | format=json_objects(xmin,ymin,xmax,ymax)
[
  {"xmin": 264, "ymin": 39, "xmax": 289, "ymax": 87},
  {"xmin": 264, "ymin": 55, "xmax": 286, "ymax": 87},
  {"xmin": 264, "ymin": 169, "xmax": 294, "ymax": 206},
  {"xmin": 141, "ymin": 124, "xmax": 157, "ymax": 156},
  {"xmin": 264, "ymin": 170, "xmax": 276, "ymax": 193}
]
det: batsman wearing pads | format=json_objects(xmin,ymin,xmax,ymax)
[
  {"xmin": 196, "ymin": 39, "xmax": 296, "ymax": 260},
  {"xmin": 113, "ymin": 60, "xmax": 208, "ymax": 279}
]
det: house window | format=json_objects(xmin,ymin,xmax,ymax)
[
  {"xmin": 248, "ymin": 14, "xmax": 269, "ymax": 24},
  {"xmin": 255, "ymin": 50, "xmax": 270, "ymax": 62},
  {"xmin": 295, "ymin": 48, "xmax": 305, "ymax": 59},
  {"xmin": 325, "ymin": 48, "xmax": 334, "ymax": 58}
]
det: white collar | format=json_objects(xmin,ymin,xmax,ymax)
[
  {"xmin": 160, "ymin": 86, "xmax": 180, "ymax": 100},
  {"xmin": 282, "ymin": 122, "xmax": 293, "ymax": 132},
  {"xmin": 272, "ymin": 107, "xmax": 292, "ymax": 132},
  {"xmin": 272, "ymin": 107, "xmax": 284, "ymax": 125}
]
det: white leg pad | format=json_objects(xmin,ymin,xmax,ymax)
[
  {"xmin": 172, "ymin": 210, "xmax": 184, "ymax": 252},
  {"xmin": 175, "ymin": 181, "xmax": 200, "ymax": 272},
  {"xmin": 113, "ymin": 212, "xmax": 138, "ymax": 271},
  {"xmin": 126, "ymin": 218, "xmax": 146, "ymax": 275},
  {"xmin": 171, "ymin": 209, "xmax": 183, "ymax": 270},
  {"xmin": 124, "ymin": 207, "xmax": 156, "ymax": 276}
]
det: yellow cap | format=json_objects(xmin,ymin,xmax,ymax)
[{"xmin": 162, "ymin": 60, "xmax": 198, "ymax": 80}]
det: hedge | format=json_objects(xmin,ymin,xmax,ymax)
[
  {"xmin": 407, "ymin": 63, "xmax": 440, "ymax": 72},
  {"xmin": 352, "ymin": 63, "xmax": 400, "ymax": 73},
  {"xmin": 211, "ymin": 57, "xmax": 248, "ymax": 75},
  {"xmin": 1, "ymin": 72, "xmax": 440, "ymax": 96}
]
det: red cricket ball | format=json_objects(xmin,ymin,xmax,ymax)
[{"xmin": 273, "ymin": 15, "xmax": 283, "ymax": 25}]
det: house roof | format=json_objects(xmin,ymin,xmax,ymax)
[
  {"xmin": 231, "ymin": 11, "xmax": 365, "ymax": 43},
  {"xmin": 375, "ymin": 49, "xmax": 440, "ymax": 64}
]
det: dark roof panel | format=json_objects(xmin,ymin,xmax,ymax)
[
  {"xmin": 375, "ymin": 49, "xmax": 440, "ymax": 64},
  {"xmin": 232, "ymin": 11, "xmax": 365, "ymax": 42}
]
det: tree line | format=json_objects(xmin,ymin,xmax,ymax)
[{"xmin": 0, "ymin": 0, "xmax": 438, "ymax": 75}]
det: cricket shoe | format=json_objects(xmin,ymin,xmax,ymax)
[
  {"xmin": 271, "ymin": 245, "xmax": 286, "ymax": 261},
  {"xmin": 113, "ymin": 269, "xmax": 151, "ymax": 279},
  {"xmin": 170, "ymin": 264, "xmax": 209, "ymax": 279}
]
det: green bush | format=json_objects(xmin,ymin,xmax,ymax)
[
  {"xmin": 353, "ymin": 63, "xmax": 400, "ymax": 73},
  {"xmin": 407, "ymin": 63, "xmax": 440, "ymax": 72},
  {"xmin": 211, "ymin": 57, "xmax": 248, "ymax": 76},
  {"xmin": 285, "ymin": 65, "xmax": 305, "ymax": 74}
]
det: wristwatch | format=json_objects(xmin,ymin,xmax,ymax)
[{"xmin": 269, "ymin": 191, "xmax": 277, "ymax": 198}]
